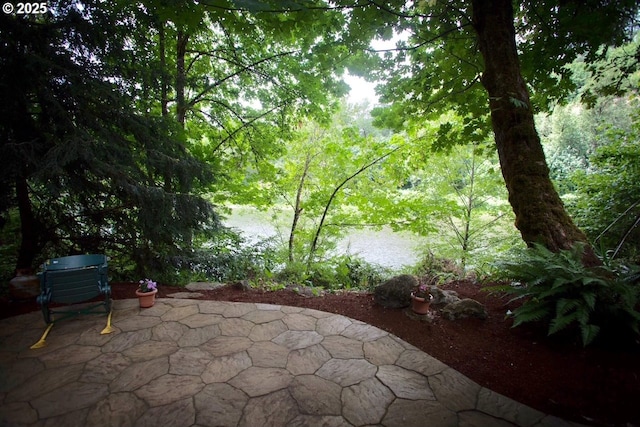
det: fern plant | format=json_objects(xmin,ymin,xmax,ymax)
[{"xmin": 490, "ymin": 243, "xmax": 640, "ymax": 346}]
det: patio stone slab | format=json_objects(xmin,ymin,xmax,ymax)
[
  {"xmin": 272, "ymin": 330, "xmax": 323, "ymax": 350},
  {"xmin": 110, "ymin": 358, "xmax": 170, "ymax": 393},
  {"xmin": 377, "ymin": 364, "xmax": 436, "ymax": 400},
  {"xmin": 31, "ymin": 381, "xmax": 109, "ymax": 418},
  {"xmin": 177, "ymin": 324, "xmax": 222, "ymax": 347},
  {"xmin": 286, "ymin": 344, "xmax": 332, "ymax": 375},
  {"xmin": 342, "ymin": 377, "xmax": 394, "ymax": 425},
  {"xmin": 247, "ymin": 341, "xmax": 290, "ymax": 368},
  {"xmin": 201, "ymin": 351, "xmax": 252, "ymax": 383},
  {"xmin": 228, "ymin": 367, "xmax": 293, "ymax": 397},
  {"xmin": 290, "ymin": 374, "xmax": 342, "ymax": 416},
  {"xmin": 194, "ymin": 383, "xmax": 248, "ymax": 426},
  {"xmin": 248, "ymin": 319, "xmax": 288, "ymax": 341},
  {"xmin": 135, "ymin": 374, "xmax": 205, "ymax": 407},
  {"xmin": 136, "ymin": 396, "xmax": 195, "ymax": 427},
  {"xmin": 321, "ymin": 335, "xmax": 364, "ymax": 359},
  {"xmin": 239, "ymin": 389, "xmax": 298, "ymax": 427},
  {"xmin": 85, "ymin": 392, "xmax": 147, "ymax": 427},
  {"xmin": 316, "ymin": 358, "xmax": 377, "ymax": 386}
]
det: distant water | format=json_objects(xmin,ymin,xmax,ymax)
[
  {"xmin": 223, "ymin": 207, "xmax": 423, "ymax": 270},
  {"xmin": 335, "ymin": 228, "xmax": 423, "ymax": 269}
]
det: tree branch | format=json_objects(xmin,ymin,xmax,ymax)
[
  {"xmin": 187, "ymin": 50, "xmax": 297, "ymax": 108},
  {"xmin": 308, "ymin": 145, "xmax": 403, "ymax": 262}
]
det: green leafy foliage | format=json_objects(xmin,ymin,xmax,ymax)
[
  {"xmin": 0, "ymin": 0, "xmax": 381, "ymax": 279},
  {"xmin": 566, "ymin": 100, "xmax": 640, "ymax": 258},
  {"xmin": 269, "ymin": 107, "xmax": 404, "ymax": 266},
  {"xmin": 373, "ymin": 1, "xmax": 639, "ymax": 140},
  {"xmin": 388, "ymin": 134, "xmax": 520, "ymax": 272},
  {"xmin": 577, "ymin": 35, "xmax": 640, "ymax": 107},
  {"xmin": 276, "ymin": 255, "xmax": 389, "ymax": 291},
  {"xmin": 370, "ymin": 1, "xmax": 639, "ymax": 255},
  {"xmin": 0, "ymin": 2, "xmax": 218, "ymax": 277},
  {"xmin": 537, "ymin": 36, "xmax": 639, "ymax": 199},
  {"xmin": 491, "ymin": 243, "xmax": 640, "ymax": 346},
  {"xmin": 137, "ymin": 228, "xmax": 279, "ymax": 285},
  {"xmin": 409, "ymin": 251, "xmax": 463, "ymax": 283}
]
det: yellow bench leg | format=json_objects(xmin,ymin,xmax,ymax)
[
  {"xmin": 100, "ymin": 310, "xmax": 114, "ymax": 335},
  {"xmin": 30, "ymin": 322, "xmax": 54, "ymax": 349}
]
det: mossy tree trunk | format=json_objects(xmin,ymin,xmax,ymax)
[
  {"xmin": 471, "ymin": 0, "xmax": 599, "ymax": 265},
  {"xmin": 176, "ymin": 29, "xmax": 189, "ymax": 127}
]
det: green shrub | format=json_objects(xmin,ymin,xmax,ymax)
[
  {"xmin": 410, "ymin": 251, "xmax": 462, "ymax": 283},
  {"xmin": 154, "ymin": 231, "xmax": 278, "ymax": 285},
  {"xmin": 490, "ymin": 243, "xmax": 640, "ymax": 346},
  {"xmin": 275, "ymin": 255, "xmax": 388, "ymax": 291},
  {"xmin": 337, "ymin": 256, "xmax": 389, "ymax": 291},
  {"xmin": 308, "ymin": 263, "xmax": 336, "ymax": 289},
  {"xmin": 275, "ymin": 261, "xmax": 310, "ymax": 285}
]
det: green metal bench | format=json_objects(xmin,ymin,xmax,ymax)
[{"xmin": 36, "ymin": 254, "xmax": 112, "ymax": 324}]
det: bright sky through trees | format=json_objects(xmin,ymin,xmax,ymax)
[
  {"xmin": 344, "ymin": 73, "xmax": 378, "ymax": 105},
  {"xmin": 344, "ymin": 33, "xmax": 406, "ymax": 106}
]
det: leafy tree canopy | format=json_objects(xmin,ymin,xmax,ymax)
[
  {"xmin": 363, "ymin": 0, "xmax": 638, "ymax": 260},
  {"xmin": 372, "ymin": 0, "xmax": 639, "ymax": 140},
  {"xmin": 0, "ymin": 1, "xmax": 216, "ymax": 276},
  {"xmin": 0, "ymin": 0, "xmax": 384, "ymax": 278},
  {"xmin": 568, "ymin": 99, "xmax": 640, "ymax": 258}
]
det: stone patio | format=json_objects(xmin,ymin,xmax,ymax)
[{"xmin": 0, "ymin": 298, "xmax": 585, "ymax": 426}]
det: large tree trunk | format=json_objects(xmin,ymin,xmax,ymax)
[
  {"xmin": 15, "ymin": 174, "xmax": 38, "ymax": 272},
  {"xmin": 176, "ymin": 29, "xmax": 189, "ymax": 126},
  {"xmin": 471, "ymin": 0, "xmax": 599, "ymax": 265},
  {"xmin": 159, "ymin": 22, "xmax": 169, "ymax": 118}
]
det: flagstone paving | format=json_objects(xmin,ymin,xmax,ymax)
[{"xmin": 0, "ymin": 298, "xmax": 585, "ymax": 427}]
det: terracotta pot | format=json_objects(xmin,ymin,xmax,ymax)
[
  {"xmin": 135, "ymin": 289, "xmax": 158, "ymax": 308},
  {"xmin": 410, "ymin": 293, "xmax": 431, "ymax": 315}
]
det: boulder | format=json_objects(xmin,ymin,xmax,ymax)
[
  {"xmin": 373, "ymin": 274, "xmax": 417, "ymax": 308},
  {"xmin": 404, "ymin": 308, "xmax": 436, "ymax": 323},
  {"xmin": 166, "ymin": 292, "xmax": 204, "ymax": 299},
  {"xmin": 286, "ymin": 284, "xmax": 323, "ymax": 298},
  {"xmin": 186, "ymin": 281, "xmax": 225, "ymax": 291},
  {"xmin": 441, "ymin": 298, "xmax": 488, "ymax": 321},
  {"xmin": 231, "ymin": 279, "xmax": 251, "ymax": 291},
  {"xmin": 429, "ymin": 286, "xmax": 460, "ymax": 306}
]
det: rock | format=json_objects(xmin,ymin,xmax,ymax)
[
  {"xmin": 166, "ymin": 292, "xmax": 204, "ymax": 299},
  {"xmin": 429, "ymin": 286, "xmax": 460, "ymax": 306},
  {"xmin": 441, "ymin": 298, "xmax": 488, "ymax": 321},
  {"xmin": 9, "ymin": 272, "xmax": 40, "ymax": 300},
  {"xmin": 231, "ymin": 280, "xmax": 251, "ymax": 291},
  {"xmin": 373, "ymin": 275, "xmax": 417, "ymax": 309},
  {"xmin": 186, "ymin": 282, "xmax": 225, "ymax": 291},
  {"xmin": 289, "ymin": 285, "xmax": 322, "ymax": 298},
  {"xmin": 404, "ymin": 309, "xmax": 435, "ymax": 323}
]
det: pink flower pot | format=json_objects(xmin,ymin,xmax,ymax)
[
  {"xmin": 135, "ymin": 289, "xmax": 158, "ymax": 308},
  {"xmin": 410, "ymin": 294, "xmax": 431, "ymax": 315}
]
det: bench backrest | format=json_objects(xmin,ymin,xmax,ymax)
[
  {"xmin": 41, "ymin": 254, "xmax": 108, "ymax": 304},
  {"xmin": 43, "ymin": 254, "xmax": 107, "ymax": 271}
]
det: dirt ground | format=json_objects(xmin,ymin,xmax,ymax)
[{"xmin": 2, "ymin": 280, "xmax": 639, "ymax": 426}]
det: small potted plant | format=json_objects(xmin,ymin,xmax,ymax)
[
  {"xmin": 136, "ymin": 278, "xmax": 158, "ymax": 308},
  {"xmin": 410, "ymin": 284, "xmax": 433, "ymax": 315}
]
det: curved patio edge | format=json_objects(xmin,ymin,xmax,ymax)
[{"xmin": 0, "ymin": 298, "xmax": 586, "ymax": 427}]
